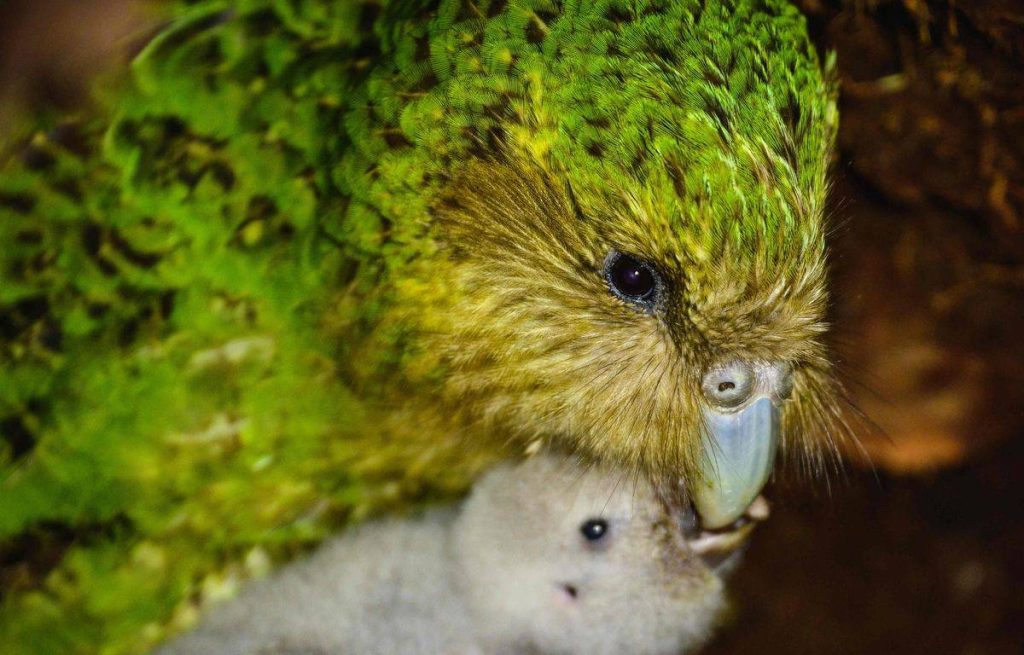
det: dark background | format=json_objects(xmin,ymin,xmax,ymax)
[{"xmin": 2, "ymin": 1, "xmax": 1022, "ymax": 653}]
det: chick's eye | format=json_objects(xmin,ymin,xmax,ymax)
[
  {"xmin": 605, "ymin": 251, "xmax": 659, "ymax": 306},
  {"xmin": 580, "ymin": 518, "xmax": 608, "ymax": 541}
]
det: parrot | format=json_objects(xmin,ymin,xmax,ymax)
[{"xmin": 0, "ymin": 1, "xmax": 844, "ymax": 653}]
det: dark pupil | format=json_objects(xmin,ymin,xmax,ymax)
[
  {"xmin": 610, "ymin": 255, "xmax": 655, "ymax": 299},
  {"xmin": 580, "ymin": 518, "xmax": 608, "ymax": 541}
]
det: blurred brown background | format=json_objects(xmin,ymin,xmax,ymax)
[{"xmin": 2, "ymin": 1, "xmax": 1022, "ymax": 653}]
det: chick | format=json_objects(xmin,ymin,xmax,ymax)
[{"xmin": 154, "ymin": 454, "xmax": 748, "ymax": 655}]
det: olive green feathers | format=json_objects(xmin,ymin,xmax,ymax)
[{"xmin": 0, "ymin": 2, "xmax": 841, "ymax": 653}]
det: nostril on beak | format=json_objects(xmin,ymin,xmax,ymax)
[
  {"xmin": 702, "ymin": 360, "xmax": 796, "ymax": 409},
  {"xmin": 701, "ymin": 360, "xmax": 755, "ymax": 410}
]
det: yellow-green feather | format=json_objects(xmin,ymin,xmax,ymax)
[{"xmin": 0, "ymin": 2, "xmax": 840, "ymax": 653}]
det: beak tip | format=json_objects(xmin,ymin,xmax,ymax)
[{"xmin": 694, "ymin": 397, "xmax": 780, "ymax": 529}]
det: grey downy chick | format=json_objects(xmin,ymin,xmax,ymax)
[{"xmin": 154, "ymin": 454, "xmax": 757, "ymax": 655}]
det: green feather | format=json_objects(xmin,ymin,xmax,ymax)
[{"xmin": 0, "ymin": 2, "xmax": 839, "ymax": 653}]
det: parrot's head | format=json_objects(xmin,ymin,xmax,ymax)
[
  {"xmin": 396, "ymin": 1, "xmax": 845, "ymax": 530},
  {"xmin": 436, "ymin": 150, "xmax": 845, "ymax": 530}
]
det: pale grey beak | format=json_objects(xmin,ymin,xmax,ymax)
[{"xmin": 691, "ymin": 397, "xmax": 780, "ymax": 529}]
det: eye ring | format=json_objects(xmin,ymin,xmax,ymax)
[{"xmin": 603, "ymin": 250, "xmax": 662, "ymax": 309}]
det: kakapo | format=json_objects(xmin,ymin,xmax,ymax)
[{"xmin": 0, "ymin": 1, "xmax": 844, "ymax": 653}]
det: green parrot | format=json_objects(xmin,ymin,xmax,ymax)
[{"xmin": 0, "ymin": 0, "xmax": 844, "ymax": 652}]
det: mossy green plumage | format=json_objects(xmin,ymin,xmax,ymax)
[{"xmin": 0, "ymin": 1, "xmax": 839, "ymax": 653}]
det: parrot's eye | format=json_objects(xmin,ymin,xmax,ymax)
[
  {"xmin": 604, "ymin": 251, "xmax": 660, "ymax": 308},
  {"xmin": 580, "ymin": 518, "xmax": 609, "ymax": 541}
]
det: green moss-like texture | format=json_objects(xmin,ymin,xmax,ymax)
[
  {"xmin": 1, "ymin": 4, "xmax": 405, "ymax": 653},
  {"xmin": 0, "ymin": 1, "xmax": 836, "ymax": 653}
]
